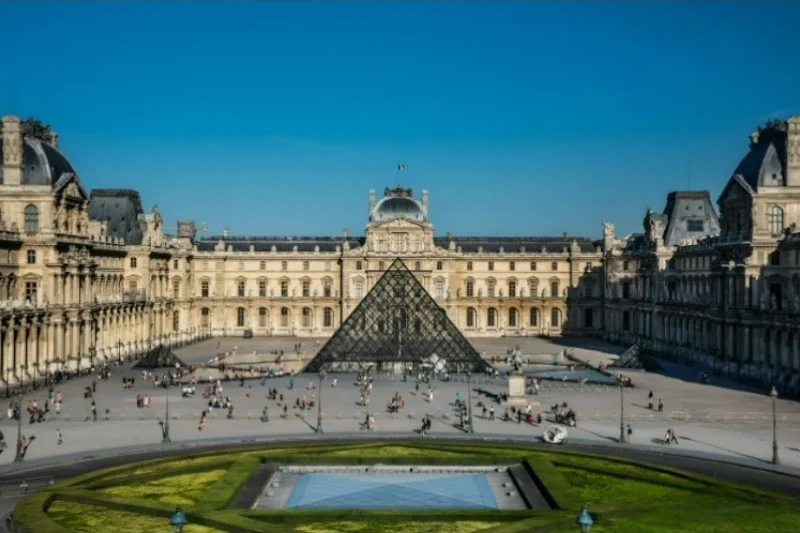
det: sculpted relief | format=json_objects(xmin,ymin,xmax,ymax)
[{"xmin": 3, "ymin": 130, "xmax": 22, "ymax": 166}]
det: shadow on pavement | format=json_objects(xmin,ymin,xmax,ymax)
[{"xmin": 679, "ymin": 435, "xmax": 767, "ymax": 464}]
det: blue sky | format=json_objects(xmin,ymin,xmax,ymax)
[{"xmin": 2, "ymin": 2, "xmax": 799, "ymax": 239}]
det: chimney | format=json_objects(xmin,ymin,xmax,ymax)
[
  {"xmin": 421, "ymin": 189, "xmax": 429, "ymax": 212},
  {"xmin": 368, "ymin": 189, "xmax": 376, "ymax": 215},
  {"xmin": 223, "ymin": 228, "xmax": 230, "ymax": 239},
  {"xmin": 787, "ymin": 117, "xmax": 800, "ymax": 187},
  {"xmin": 2, "ymin": 116, "xmax": 23, "ymax": 185}
]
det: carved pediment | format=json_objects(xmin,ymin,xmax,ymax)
[{"xmin": 368, "ymin": 217, "xmax": 426, "ymax": 231}]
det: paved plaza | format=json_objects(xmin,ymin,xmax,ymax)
[{"xmin": 1, "ymin": 336, "xmax": 799, "ymax": 473}]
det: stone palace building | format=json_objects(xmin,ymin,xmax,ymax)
[{"xmin": 1, "ymin": 113, "xmax": 799, "ymax": 391}]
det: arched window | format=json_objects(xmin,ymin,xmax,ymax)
[
  {"xmin": 201, "ymin": 307, "xmax": 210, "ymax": 327},
  {"xmin": 508, "ymin": 307, "xmax": 518, "ymax": 327},
  {"xmin": 769, "ymin": 206, "xmax": 785, "ymax": 237},
  {"xmin": 236, "ymin": 307, "xmax": 246, "ymax": 327},
  {"xmin": 530, "ymin": 308, "xmax": 539, "ymax": 326},
  {"xmin": 258, "ymin": 307, "xmax": 267, "ymax": 327},
  {"xmin": 24, "ymin": 205, "xmax": 39, "ymax": 234},
  {"xmin": 302, "ymin": 307, "xmax": 312, "ymax": 327},
  {"xmin": 323, "ymin": 307, "xmax": 333, "ymax": 327},
  {"xmin": 466, "ymin": 307, "xmax": 476, "ymax": 328},
  {"xmin": 280, "ymin": 307, "xmax": 290, "ymax": 327},
  {"xmin": 487, "ymin": 307, "xmax": 497, "ymax": 327},
  {"xmin": 550, "ymin": 308, "xmax": 561, "ymax": 327}
]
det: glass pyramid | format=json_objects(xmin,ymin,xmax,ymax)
[{"xmin": 304, "ymin": 258, "xmax": 491, "ymax": 374}]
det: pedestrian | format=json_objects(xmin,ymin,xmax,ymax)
[
  {"xmin": 626, "ymin": 424, "xmax": 633, "ymax": 443},
  {"xmin": 57, "ymin": 428, "xmax": 63, "ymax": 445},
  {"xmin": 658, "ymin": 398, "xmax": 664, "ymax": 412}
]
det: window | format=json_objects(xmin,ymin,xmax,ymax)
[
  {"xmin": 530, "ymin": 261, "xmax": 537, "ymax": 270},
  {"xmin": 323, "ymin": 307, "xmax": 333, "ymax": 327},
  {"xmin": 26, "ymin": 250, "xmax": 36, "ymax": 264},
  {"xmin": 237, "ymin": 261, "xmax": 244, "ymax": 271},
  {"xmin": 281, "ymin": 261, "xmax": 288, "ymax": 271},
  {"xmin": 622, "ymin": 260, "xmax": 629, "ymax": 271},
  {"xmin": 686, "ymin": 220, "xmax": 704, "ymax": 232},
  {"xmin": 509, "ymin": 261, "xmax": 515, "ymax": 271},
  {"xmin": 379, "ymin": 261, "xmax": 385, "ymax": 270},
  {"xmin": 356, "ymin": 261, "xmax": 363, "ymax": 270},
  {"xmin": 324, "ymin": 261, "xmax": 331, "ymax": 271},
  {"xmin": 280, "ymin": 307, "xmax": 290, "ymax": 327},
  {"xmin": 488, "ymin": 261, "xmax": 494, "ymax": 271},
  {"xmin": 130, "ymin": 257, "xmax": 137, "ymax": 268},
  {"xmin": 258, "ymin": 307, "xmax": 267, "ymax": 327},
  {"xmin": 236, "ymin": 307, "xmax": 245, "ymax": 327},
  {"xmin": 550, "ymin": 281, "xmax": 559, "ymax": 298},
  {"xmin": 622, "ymin": 311, "xmax": 630, "ymax": 331},
  {"xmin": 551, "ymin": 261, "xmax": 557, "ymax": 271},
  {"xmin": 508, "ymin": 308, "xmax": 517, "ymax": 327},
  {"xmin": 436, "ymin": 261, "xmax": 443, "ymax": 271},
  {"xmin": 323, "ymin": 279, "xmax": 332, "ymax": 297},
  {"xmin": 172, "ymin": 279, "xmax": 180, "ymax": 298},
  {"xmin": 303, "ymin": 261, "xmax": 310, "ymax": 271},
  {"xmin": 508, "ymin": 280, "xmax": 516, "ymax": 297},
  {"xmin": 280, "ymin": 280, "xmax": 289, "ymax": 297},
  {"xmin": 584, "ymin": 308, "xmax": 594, "ymax": 328},
  {"xmin": 414, "ymin": 237, "xmax": 424, "ymax": 252},
  {"xmin": 173, "ymin": 311, "xmax": 179, "ymax": 331},
  {"xmin": 24, "ymin": 205, "xmax": 39, "ymax": 234},
  {"xmin": 377, "ymin": 238, "xmax": 388, "ymax": 252},
  {"xmin": 414, "ymin": 261, "xmax": 421, "ymax": 271},
  {"xmin": 237, "ymin": 280, "xmax": 246, "ymax": 297},
  {"xmin": 622, "ymin": 282, "xmax": 630, "ymax": 299},
  {"xmin": 354, "ymin": 279, "xmax": 364, "ymax": 298},
  {"xmin": 466, "ymin": 280, "xmax": 474, "ymax": 297},
  {"xmin": 202, "ymin": 261, "xmax": 208, "ymax": 270},
  {"xmin": 259, "ymin": 280, "xmax": 267, "ymax": 297},
  {"xmin": 770, "ymin": 251, "xmax": 780, "ymax": 266},
  {"xmin": 302, "ymin": 307, "xmax": 312, "ymax": 327},
  {"xmin": 487, "ymin": 280, "xmax": 495, "ymax": 297},
  {"xmin": 529, "ymin": 308, "xmax": 538, "ymax": 326},
  {"xmin": 201, "ymin": 307, "xmax": 210, "ymax": 327},
  {"xmin": 551, "ymin": 308, "xmax": 560, "ymax": 327},
  {"xmin": 24, "ymin": 281, "xmax": 37, "ymax": 304},
  {"xmin": 487, "ymin": 308, "xmax": 497, "ymax": 327},
  {"xmin": 435, "ymin": 279, "xmax": 444, "ymax": 298},
  {"xmin": 529, "ymin": 279, "xmax": 539, "ymax": 298},
  {"xmin": 466, "ymin": 307, "xmax": 476, "ymax": 327},
  {"xmin": 394, "ymin": 234, "xmax": 405, "ymax": 252},
  {"xmin": 173, "ymin": 260, "xmax": 179, "ymax": 269},
  {"xmin": 302, "ymin": 280, "xmax": 310, "ymax": 297},
  {"xmin": 201, "ymin": 280, "xmax": 210, "ymax": 297},
  {"xmin": 467, "ymin": 261, "xmax": 473, "ymax": 271},
  {"xmin": 259, "ymin": 261, "xmax": 266, "ymax": 270},
  {"xmin": 129, "ymin": 279, "xmax": 138, "ymax": 290},
  {"xmin": 769, "ymin": 206, "xmax": 785, "ymax": 237}
]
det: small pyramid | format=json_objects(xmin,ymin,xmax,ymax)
[
  {"xmin": 133, "ymin": 344, "xmax": 186, "ymax": 369},
  {"xmin": 304, "ymin": 258, "xmax": 490, "ymax": 373}
]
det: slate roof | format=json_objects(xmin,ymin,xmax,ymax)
[
  {"xmin": 0, "ymin": 135, "xmax": 78, "ymax": 186},
  {"xmin": 88, "ymin": 189, "xmax": 145, "ymax": 245},
  {"xmin": 731, "ymin": 121, "xmax": 788, "ymax": 190},
  {"xmin": 195, "ymin": 235, "xmax": 598, "ymax": 253}
]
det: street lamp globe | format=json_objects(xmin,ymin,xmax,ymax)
[
  {"xmin": 170, "ymin": 505, "xmax": 187, "ymax": 533},
  {"xmin": 577, "ymin": 505, "xmax": 593, "ymax": 532}
]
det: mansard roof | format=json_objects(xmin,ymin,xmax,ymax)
[
  {"xmin": 88, "ymin": 189, "xmax": 146, "ymax": 245},
  {"xmin": 433, "ymin": 236, "xmax": 597, "ymax": 253},
  {"xmin": 195, "ymin": 236, "xmax": 364, "ymax": 253},
  {"xmin": 730, "ymin": 119, "xmax": 789, "ymax": 190}
]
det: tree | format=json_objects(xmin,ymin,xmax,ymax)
[{"xmin": 20, "ymin": 118, "xmax": 55, "ymax": 143}]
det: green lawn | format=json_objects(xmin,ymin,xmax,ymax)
[{"xmin": 11, "ymin": 442, "xmax": 797, "ymax": 533}]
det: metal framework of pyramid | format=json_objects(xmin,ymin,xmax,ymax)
[
  {"xmin": 133, "ymin": 344, "xmax": 186, "ymax": 369},
  {"xmin": 304, "ymin": 258, "xmax": 492, "ymax": 374}
]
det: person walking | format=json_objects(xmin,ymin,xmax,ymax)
[{"xmin": 57, "ymin": 428, "xmax": 63, "ymax": 445}]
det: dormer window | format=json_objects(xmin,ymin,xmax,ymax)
[{"xmin": 686, "ymin": 220, "xmax": 704, "ymax": 232}]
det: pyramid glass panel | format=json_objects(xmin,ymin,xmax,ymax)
[
  {"xmin": 305, "ymin": 258, "xmax": 491, "ymax": 373},
  {"xmin": 133, "ymin": 345, "xmax": 186, "ymax": 369}
]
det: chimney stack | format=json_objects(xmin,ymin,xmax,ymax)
[
  {"xmin": 223, "ymin": 228, "xmax": 230, "ymax": 239},
  {"xmin": 2, "ymin": 116, "xmax": 23, "ymax": 185},
  {"xmin": 368, "ymin": 189, "xmax": 376, "ymax": 216},
  {"xmin": 421, "ymin": 189, "xmax": 428, "ymax": 212},
  {"xmin": 787, "ymin": 117, "xmax": 800, "ymax": 186}
]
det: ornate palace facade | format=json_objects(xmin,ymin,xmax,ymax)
[
  {"xmin": 575, "ymin": 118, "xmax": 800, "ymax": 391},
  {"xmin": 3, "ymin": 113, "xmax": 799, "ymax": 391}
]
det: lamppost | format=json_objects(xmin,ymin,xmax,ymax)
[
  {"xmin": 577, "ymin": 505, "xmax": 593, "ymax": 532},
  {"xmin": 13, "ymin": 391, "xmax": 24, "ymax": 462},
  {"xmin": 169, "ymin": 505, "xmax": 187, "ymax": 532},
  {"xmin": 316, "ymin": 370, "xmax": 324, "ymax": 434},
  {"xmin": 161, "ymin": 373, "xmax": 172, "ymax": 444},
  {"xmin": 618, "ymin": 380, "xmax": 626, "ymax": 443},
  {"xmin": 466, "ymin": 370, "xmax": 474, "ymax": 434},
  {"xmin": 770, "ymin": 385, "xmax": 779, "ymax": 465}
]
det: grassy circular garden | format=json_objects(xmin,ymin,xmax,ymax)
[{"xmin": 11, "ymin": 441, "xmax": 799, "ymax": 533}]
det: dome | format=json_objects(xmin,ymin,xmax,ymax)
[
  {"xmin": 372, "ymin": 196, "xmax": 426, "ymax": 223},
  {"xmin": 0, "ymin": 135, "xmax": 77, "ymax": 186}
]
